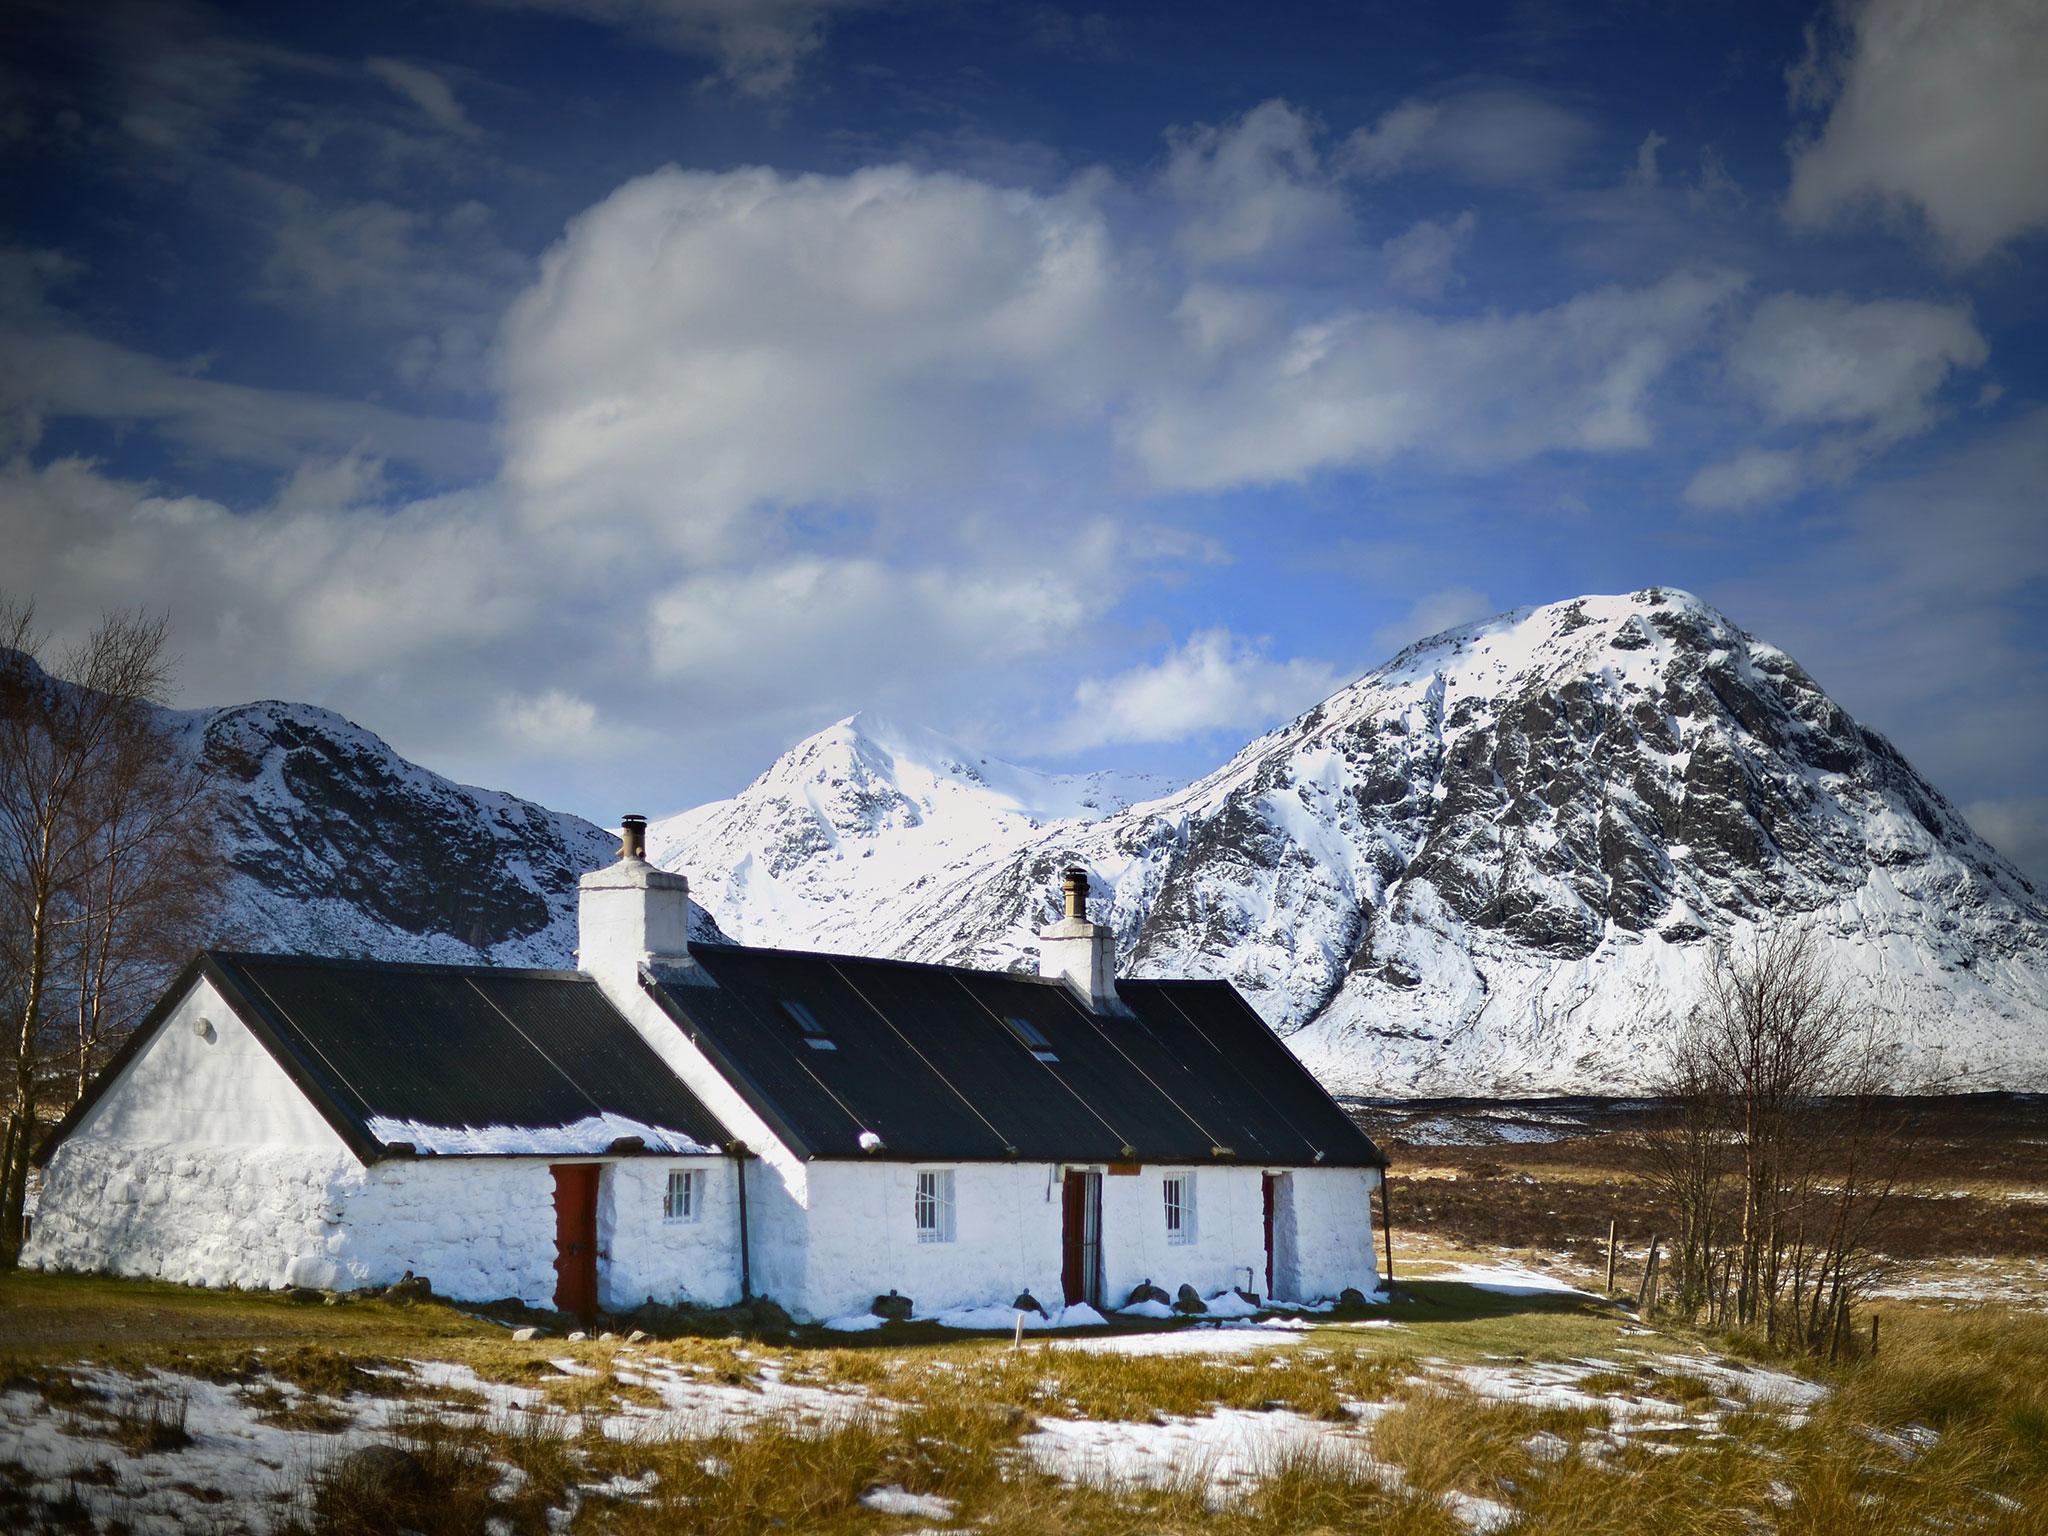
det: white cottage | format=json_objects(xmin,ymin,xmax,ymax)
[{"xmin": 28, "ymin": 821, "xmax": 1387, "ymax": 1322}]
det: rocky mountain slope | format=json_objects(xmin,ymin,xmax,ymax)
[
  {"xmin": 173, "ymin": 700, "xmax": 634, "ymax": 966},
  {"xmin": 654, "ymin": 590, "xmax": 2048, "ymax": 1094},
  {"xmin": 7, "ymin": 644, "xmax": 647, "ymax": 966}
]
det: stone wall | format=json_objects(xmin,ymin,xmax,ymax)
[{"xmin": 27, "ymin": 1137, "xmax": 361, "ymax": 1291}]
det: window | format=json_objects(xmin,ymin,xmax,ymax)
[
  {"xmin": 1163, "ymin": 1174, "xmax": 1195, "ymax": 1245},
  {"xmin": 1004, "ymin": 1015, "xmax": 1058, "ymax": 1062},
  {"xmin": 782, "ymin": 999, "xmax": 836, "ymax": 1050},
  {"xmin": 914, "ymin": 1169, "xmax": 956, "ymax": 1243},
  {"xmin": 664, "ymin": 1169, "xmax": 702, "ymax": 1223}
]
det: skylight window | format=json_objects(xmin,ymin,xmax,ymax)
[
  {"xmin": 1004, "ymin": 1015, "xmax": 1058, "ymax": 1062},
  {"xmin": 782, "ymin": 999, "xmax": 836, "ymax": 1049}
]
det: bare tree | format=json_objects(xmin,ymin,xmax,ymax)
[
  {"xmin": 1640, "ymin": 927, "xmax": 1916, "ymax": 1353},
  {"xmin": 0, "ymin": 599, "xmax": 223, "ymax": 1266},
  {"xmin": 1638, "ymin": 1022, "xmax": 1733, "ymax": 1320}
]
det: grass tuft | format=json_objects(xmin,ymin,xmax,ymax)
[{"xmin": 104, "ymin": 1388, "xmax": 191, "ymax": 1454}]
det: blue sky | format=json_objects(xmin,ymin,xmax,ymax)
[{"xmin": 3, "ymin": 0, "xmax": 2045, "ymax": 877}]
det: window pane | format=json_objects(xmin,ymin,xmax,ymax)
[
  {"xmin": 1005, "ymin": 1015, "xmax": 1050, "ymax": 1048},
  {"xmin": 916, "ymin": 1170, "xmax": 954, "ymax": 1243},
  {"xmin": 666, "ymin": 1169, "xmax": 700, "ymax": 1222},
  {"xmin": 782, "ymin": 999, "xmax": 829, "ymax": 1038},
  {"xmin": 1164, "ymin": 1175, "xmax": 1193, "ymax": 1244}
]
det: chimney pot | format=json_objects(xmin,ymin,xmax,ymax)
[
  {"xmin": 620, "ymin": 814, "xmax": 648, "ymax": 862},
  {"xmin": 1061, "ymin": 865, "xmax": 1089, "ymax": 921}
]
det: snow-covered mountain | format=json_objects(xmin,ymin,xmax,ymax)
[
  {"xmin": 652, "ymin": 590, "xmax": 2048, "ymax": 1094},
  {"xmin": 29, "ymin": 584, "xmax": 2042, "ymax": 1094},
  {"xmin": 178, "ymin": 699, "xmax": 633, "ymax": 966},
  {"xmin": 7, "ymin": 644, "xmax": 648, "ymax": 966},
  {"xmin": 644, "ymin": 712, "xmax": 1171, "ymax": 949}
]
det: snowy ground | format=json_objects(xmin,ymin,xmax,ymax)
[
  {"xmin": 0, "ymin": 1266, "xmax": 1847, "ymax": 1535},
  {"xmin": 1868, "ymin": 1255, "xmax": 2048, "ymax": 1310}
]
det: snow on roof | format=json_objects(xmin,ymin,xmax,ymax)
[{"xmin": 362, "ymin": 1112, "xmax": 717, "ymax": 1158}]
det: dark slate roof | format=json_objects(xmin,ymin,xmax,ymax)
[
  {"xmin": 41, "ymin": 952, "xmax": 732, "ymax": 1165},
  {"xmin": 644, "ymin": 944, "xmax": 1385, "ymax": 1168}
]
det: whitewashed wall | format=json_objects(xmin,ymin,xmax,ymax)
[
  {"xmin": 1101, "ymin": 1165, "xmax": 1268, "ymax": 1305},
  {"xmin": 598, "ymin": 1158, "xmax": 741, "ymax": 1310},
  {"xmin": 316, "ymin": 1159, "xmax": 559, "ymax": 1302},
  {"xmin": 799, "ymin": 1161, "xmax": 1065, "ymax": 1320},
  {"xmin": 26, "ymin": 976, "xmax": 360, "ymax": 1289},
  {"xmin": 782, "ymin": 1159, "xmax": 1382, "ymax": 1321},
  {"xmin": 70, "ymin": 977, "xmax": 340, "ymax": 1150},
  {"xmin": 1286, "ymin": 1165, "xmax": 1383, "ymax": 1300},
  {"xmin": 30, "ymin": 1137, "xmax": 360, "ymax": 1290}
]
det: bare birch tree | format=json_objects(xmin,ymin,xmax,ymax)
[
  {"xmin": 0, "ymin": 600, "xmax": 222, "ymax": 1265},
  {"xmin": 1640, "ymin": 926, "xmax": 1916, "ymax": 1354}
]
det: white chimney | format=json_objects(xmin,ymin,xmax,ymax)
[
  {"xmin": 578, "ymin": 814, "xmax": 691, "ymax": 977},
  {"xmin": 1038, "ymin": 866, "xmax": 1121, "ymax": 1013}
]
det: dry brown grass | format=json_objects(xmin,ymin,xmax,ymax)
[
  {"xmin": 795, "ymin": 1338, "xmax": 1415, "ymax": 1427},
  {"xmin": 101, "ymin": 1386, "xmax": 192, "ymax": 1454},
  {"xmin": 8, "ymin": 1269, "xmax": 2045, "ymax": 1533}
]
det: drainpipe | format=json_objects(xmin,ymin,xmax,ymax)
[{"xmin": 730, "ymin": 1142, "xmax": 753, "ymax": 1302}]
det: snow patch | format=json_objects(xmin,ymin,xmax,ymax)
[{"xmin": 362, "ymin": 1113, "xmax": 717, "ymax": 1157}]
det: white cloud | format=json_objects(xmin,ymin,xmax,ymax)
[
  {"xmin": 1626, "ymin": 131, "xmax": 1667, "ymax": 191},
  {"xmin": 1726, "ymin": 292, "xmax": 1987, "ymax": 438},
  {"xmin": 0, "ymin": 455, "xmax": 539, "ymax": 678},
  {"xmin": 1785, "ymin": 0, "xmax": 2048, "ymax": 264},
  {"xmin": 497, "ymin": 162, "xmax": 1140, "ymax": 554},
  {"xmin": 1380, "ymin": 210, "xmax": 1476, "ymax": 298},
  {"xmin": 1123, "ymin": 267, "xmax": 1745, "ymax": 491},
  {"xmin": 1052, "ymin": 628, "xmax": 1343, "ymax": 751},
  {"xmin": 479, "ymin": 0, "xmax": 883, "ymax": 96},
  {"xmin": 1686, "ymin": 291, "xmax": 1989, "ymax": 510},
  {"xmin": 366, "ymin": 57, "xmax": 478, "ymax": 139},
  {"xmin": 1341, "ymin": 90, "xmax": 1596, "ymax": 186},
  {"xmin": 642, "ymin": 523, "xmax": 1157, "ymax": 729},
  {"xmin": 494, "ymin": 688, "xmax": 637, "ymax": 760},
  {"xmin": 1684, "ymin": 447, "xmax": 1808, "ymax": 511},
  {"xmin": 1162, "ymin": 99, "xmax": 1349, "ymax": 268},
  {"xmin": 263, "ymin": 197, "xmax": 521, "ymax": 325},
  {"xmin": 1366, "ymin": 586, "xmax": 1496, "ymax": 660}
]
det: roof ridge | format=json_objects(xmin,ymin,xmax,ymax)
[{"xmin": 208, "ymin": 949, "xmax": 592, "ymax": 982}]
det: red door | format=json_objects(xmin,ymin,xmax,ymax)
[
  {"xmin": 1061, "ymin": 1171, "xmax": 1102, "ymax": 1307},
  {"xmin": 1263, "ymin": 1174, "xmax": 1278, "ymax": 1298},
  {"xmin": 551, "ymin": 1164, "xmax": 599, "ymax": 1319}
]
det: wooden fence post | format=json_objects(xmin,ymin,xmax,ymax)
[
  {"xmin": 1637, "ymin": 1233, "xmax": 1661, "ymax": 1315},
  {"xmin": 1605, "ymin": 1218, "xmax": 1618, "ymax": 1295}
]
